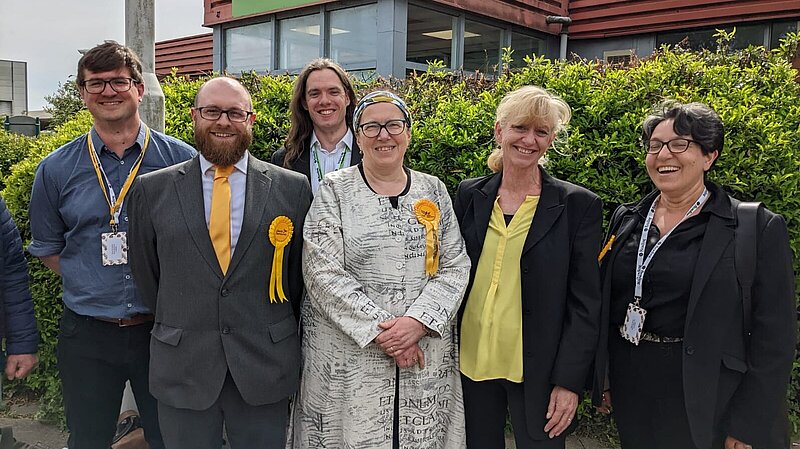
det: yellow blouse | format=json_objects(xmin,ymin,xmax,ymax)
[{"xmin": 460, "ymin": 196, "xmax": 538, "ymax": 383}]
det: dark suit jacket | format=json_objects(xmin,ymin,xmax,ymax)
[
  {"xmin": 454, "ymin": 168, "xmax": 603, "ymax": 440},
  {"xmin": 592, "ymin": 181, "xmax": 796, "ymax": 449},
  {"xmin": 128, "ymin": 154, "xmax": 312, "ymax": 410},
  {"xmin": 271, "ymin": 136, "xmax": 361, "ymax": 182}
]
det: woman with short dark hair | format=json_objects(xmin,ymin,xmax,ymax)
[{"xmin": 593, "ymin": 101, "xmax": 796, "ymax": 449}]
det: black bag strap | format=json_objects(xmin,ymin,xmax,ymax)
[{"xmin": 734, "ymin": 201, "xmax": 761, "ymax": 338}]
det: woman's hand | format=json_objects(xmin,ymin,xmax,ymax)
[
  {"xmin": 543, "ymin": 385, "xmax": 578, "ymax": 438},
  {"xmin": 374, "ymin": 316, "xmax": 427, "ymax": 356},
  {"xmin": 596, "ymin": 390, "xmax": 612, "ymax": 414},
  {"xmin": 394, "ymin": 344, "xmax": 425, "ymax": 369},
  {"xmin": 724, "ymin": 436, "xmax": 752, "ymax": 449}
]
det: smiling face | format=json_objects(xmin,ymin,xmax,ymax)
[
  {"xmin": 356, "ymin": 102, "xmax": 409, "ymax": 173},
  {"xmin": 191, "ymin": 78, "xmax": 256, "ymax": 167},
  {"xmin": 645, "ymin": 119, "xmax": 718, "ymax": 199},
  {"xmin": 302, "ymin": 68, "xmax": 351, "ymax": 136},
  {"xmin": 79, "ymin": 67, "xmax": 144, "ymax": 127},
  {"xmin": 495, "ymin": 119, "xmax": 555, "ymax": 171}
]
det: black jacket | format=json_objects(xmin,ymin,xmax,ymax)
[
  {"xmin": 592, "ymin": 181, "xmax": 796, "ymax": 449},
  {"xmin": 271, "ymin": 137, "xmax": 361, "ymax": 182},
  {"xmin": 454, "ymin": 168, "xmax": 603, "ymax": 440}
]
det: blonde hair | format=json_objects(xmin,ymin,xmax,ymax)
[{"xmin": 487, "ymin": 86, "xmax": 571, "ymax": 172}]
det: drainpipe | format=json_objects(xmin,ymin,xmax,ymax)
[{"xmin": 546, "ymin": 16, "xmax": 572, "ymax": 61}]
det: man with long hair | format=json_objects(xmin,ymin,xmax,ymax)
[{"xmin": 271, "ymin": 58, "xmax": 361, "ymax": 194}]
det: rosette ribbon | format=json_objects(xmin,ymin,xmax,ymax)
[
  {"xmin": 414, "ymin": 199, "xmax": 440, "ymax": 276},
  {"xmin": 268, "ymin": 216, "xmax": 294, "ymax": 303}
]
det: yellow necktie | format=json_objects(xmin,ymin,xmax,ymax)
[{"xmin": 209, "ymin": 165, "xmax": 235, "ymax": 274}]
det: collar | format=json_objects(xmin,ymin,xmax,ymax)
[
  {"xmin": 89, "ymin": 122, "xmax": 146, "ymax": 155},
  {"xmin": 199, "ymin": 151, "xmax": 249, "ymax": 176},
  {"xmin": 310, "ymin": 129, "xmax": 353, "ymax": 154}
]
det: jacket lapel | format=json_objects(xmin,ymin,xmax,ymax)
[
  {"xmin": 685, "ymin": 214, "xmax": 734, "ymax": 328},
  {"xmin": 175, "ymin": 157, "xmax": 223, "ymax": 279},
  {"xmin": 522, "ymin": 170, "xmax": 564, "ymax": 256},
  {"xmin": 351, "ymin": 139, "xmax": 363, "ymax": 165},
  {"xmin": 296, "ymin": 141, "xmax": 312, "ymax": 181},
  {"xmin": 471, "ymin": 173, "xmax": 502, "ymax": 247},
  {"xmin": 227, "ymin": 155, "xmax": 272, "ymax": 276}
]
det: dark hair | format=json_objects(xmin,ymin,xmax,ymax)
[
  {"xmin": 282, "ymin": 58, "xmax": 357, "ymax": 168},
  {"xmin": 76, "ymin": 41, "xmax": 144, "ymax": 86},
  {"xmin": 641, "ymin": 100, "xmax": 724, "ymax": 168}
]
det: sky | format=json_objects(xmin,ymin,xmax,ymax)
[{"xmin": 0, "ymin": 0, "xmax": 209, "ymax": 111}]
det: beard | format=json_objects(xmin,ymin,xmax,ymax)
[{"xmin": 194, "ymin": 126, "xmax": 252, "ymax": 167}]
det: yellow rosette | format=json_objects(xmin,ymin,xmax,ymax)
[
  {"xmin": 268, "ymin": 216, "xmax": 294, "ymax": 303},
  {"xmin": 414, "ymin": 199, "xmax": 440, "ymax": 277}
]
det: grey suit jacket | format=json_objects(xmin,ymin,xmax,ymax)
[{"xmin": 128, "ymin": 154, "xmax": 312, "ymax": 410}]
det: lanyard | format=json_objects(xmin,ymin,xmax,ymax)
[
  {"xmin": 312, "ymin": 143, "xmax": 349, "ymax": 184},
  {"xmin": 87, "ymin": 126, "xmax": 151, "ymax": 232},
  {"xmin": 634, "ymin": 187, "xmax": 709, "ymax": 300}
]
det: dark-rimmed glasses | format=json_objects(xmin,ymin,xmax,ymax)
[
  {"xmin": 358, "ymin": 120, "xmax": 407, "ymax": 138},
  {"xmin": 195, "ymin": 107, "xmax": 253, "ymax": 123},
  {"xmin": 81, "ymin": 78, "xmax": 138, "ymax": 94},
  {"xmin": 645, "ymin": 138, "xmax": 698, "ymax": 154}
]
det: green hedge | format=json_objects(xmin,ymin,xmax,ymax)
[{"xmin": 1, "ymin": 33, "xmax": 798, "ymax": 438}]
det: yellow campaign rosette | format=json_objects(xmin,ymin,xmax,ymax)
[
  {"xmin": 414, "ymin": 199, "xmax": 440, "ymax": 276},
  {"xmin": 268, "ymin": 216, "xmax": 294, "ymax": 303}
]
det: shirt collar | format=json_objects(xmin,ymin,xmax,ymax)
[
  {"xmin": 310, "ymin": 129, "xmax": 353, "ymax": 154},
  {"xmin": 89, "ymin": 122, "xmax": 147, "ymax": 155},
  {"xmin": 199, "ymin": 151, "xmax": 249, "ymax": 176}
]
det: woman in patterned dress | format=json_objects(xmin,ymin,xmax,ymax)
[{"xmin": 288, "ymin": 91, "xmax": 470, "ymax": 449}]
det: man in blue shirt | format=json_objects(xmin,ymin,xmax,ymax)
[{"xmin": 28, "ymin": 41, "xmax": 194, "ymax": 449}]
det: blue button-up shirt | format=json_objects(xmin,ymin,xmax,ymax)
[{"xmin": 29, "ymin": 124, "xmax": 195, "ymax": 318}]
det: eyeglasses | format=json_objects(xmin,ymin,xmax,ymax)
[
  {"xmin": 358, "ymin": 120, "xmax": 407, "ymax": 138},
  {"xmin": 195, "ymin": 107, "xmax": 253, "ymax": 123},
  {"xmin": 645, "ymin": 138, "xmax": 698, "ymax": 154},
  {"xmin": 81, "ymin": 78, "xmax": 138, "ymax": 94}
]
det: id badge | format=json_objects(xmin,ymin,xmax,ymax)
[
  {"xmin": 620, "ymin": 302, "xmax": 647, "ymax": 345},
  {"xmin": 101, "ymin": 232, "xmax": 128, "ymax": 266}
]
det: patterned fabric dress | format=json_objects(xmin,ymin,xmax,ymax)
[{"xmin": 288, "ymin": 166, "xmax": 470, "ymax": 449}]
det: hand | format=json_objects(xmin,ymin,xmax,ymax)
[
  {"xmin": 596, "ymin": 390, "xmax": 612, "ymax": 414},
  {"xmin": 724, "ymin": 436, "xmax": 752, "ymax": 449},
  {"xmin": 393, "ymin": 344, "xmax": 425, "ymax": 369},
  {"xmin": 5, "ymin": 354, "xmax": 39, "ymax": 380},
  {"xmin": 374, "ymin": 316, "xmax": 427, "ymax": 357},
  {"xmin": 543, "ymin": 385, "xmax": 578, "ymax": 438}
]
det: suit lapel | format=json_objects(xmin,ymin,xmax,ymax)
[
  {"xmin": 522, "ymin": 170, "xmax": 565, "ymax": 256},
  {"xmin": 175, "ymin": 157, "xmax": 223, "ymax": 279},
  {"xmin": 471, "ymin": 173, "xmax": 501, "ymax": 247},
  {"xmin": 296, "ymin": 142, "xmax": 312, "ymax": 181},
  {"xmin": 351, "ymin": 139, "xmax": 363, "ymax": 166},
  {"xmin": 685, "ymin": 214, "xmax": 734, "ymax": 328},
  {"xmin": 228, "ymin": 155, "xmax": 272, "ymax": 275}
]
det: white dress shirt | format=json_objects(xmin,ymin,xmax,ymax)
[{"xmin": 309, "ymin": 129, "xmax": 353, "ymax": 194}]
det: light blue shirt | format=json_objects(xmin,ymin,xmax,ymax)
[
  {"xmin": 199, "ymin": 152, "xmax": 248, "ymax": 257},
  {"xmin": 309, "ymin": 129, "xmax": 353, "ymax": 194}
]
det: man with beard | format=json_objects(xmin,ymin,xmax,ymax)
[
  {"xmin": 28, "ymin": 41, "xmax": 194, "ymax": 449},
  {"xmin": 128, "ymin": 76, "xmax": 312, "ymax": 448}
]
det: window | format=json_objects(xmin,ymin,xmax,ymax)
[
  {"xmin": 510, "ymin": 32, "xmax": 546, "ymax": 68},
  {"xmin": 657, "ymin": 24, "xmax": 765, "ymax": 51},
  {"xmin": 462, "ymin": 20, "xmax": 503, "ymax": 73},
  {"xmin": 224, "ymin": 22, "xmax": 273, "ymax": 74},
  {"xmin": 329, "ymin": 4, "xmax": 377, "ymax": 67},
  {"xmin": 604, "ymin": 49, "xmax": 634, "ymax": 66},
  {"xmin": 406, "ymin": 4, "xmax": 455, "ymax": 67},
  {"xmin": 771, "ymin": 21, "xmax": 799, "ymax": 49},
  {"xmin": 278, "ymin": 14, "xmax": 321, "ymax": 70}
]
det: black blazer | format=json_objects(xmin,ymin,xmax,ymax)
[
  {"xmin": 592, "ymin": 182, "xmax": 796, "ymax": 449},
  {"xmin": 271, "ymin": 136, "xmax": 362, "ymax": 183},
  {"xmin": 454, "ymin": 168, "xmax": 603, "ymax": 440}
]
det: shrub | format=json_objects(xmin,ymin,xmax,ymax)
[{"xmin": 1, "ymin": 34, "xmax": 798, "ymax": 436}]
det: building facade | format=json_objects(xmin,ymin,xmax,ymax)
[
  {"xmin": 202, "ymin": 0, "xmax": 566, "ymax": 77},
  {"xmin": 0, "ymin": 60, "xmax": 27, "ymax": 116},
  {"xmin": 158, "ymin": 1, "xmax": 800, "ymax": 78}
]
